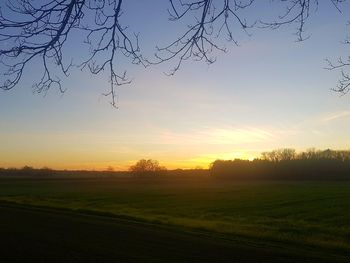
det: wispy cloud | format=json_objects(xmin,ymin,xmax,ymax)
[
  {"xmin": 160, "ymin": 126, "xmax": 275, "ymax": 146},
  {"xmin": 321, "ymin": 111, "xmax": 350, "ymax": 123}
]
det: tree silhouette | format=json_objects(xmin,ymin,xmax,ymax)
[
  {"xmin": 0, "ymin": 0, "xmax": 348, "ymax": 106},
  {"xmin": 129, "ymin": 159, "xmax": 167, "ymax": 176}
]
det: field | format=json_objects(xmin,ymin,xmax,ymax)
[{"xmin": 0, "ymin": 176, "xmax": 350, "ymax": 262}]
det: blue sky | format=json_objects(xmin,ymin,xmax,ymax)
[{"xmin": 0, "ymin": 1, "xmax": 349, "ymax": 170}]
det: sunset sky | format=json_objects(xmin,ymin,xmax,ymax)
[{"xmin": 0, "ymin": 1, "xmax": 350, "ymax": 170}]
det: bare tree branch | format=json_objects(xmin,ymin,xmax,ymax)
[
  {"xmin": 260, "ymin": 1, "xmax": 346, "ymax": 41},
  {"xmin": 155, "ymin": 0, "xmax": 255, "ymax": 75},
  {"xmin": 0, "ymin": 0, "xmax": 349, "ymax": 105},
  {"xmin": 0, "ymin": 0, "xmax": 145, "ymax": 107},
  {"xmin": 325, "ymin": 29, "xmax": 350, "ymax": 94},
  {"xmin": 326, "ymin": 55, "xmax": 350, "ymax": 94}
]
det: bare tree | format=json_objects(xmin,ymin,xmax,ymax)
[
  {"xmin": 261, "ymin": 148, "xmax": 296, "ymax": 162},
  {"xmin": 0, "ymin": 0, "xmax": 348, "ymax": 106}
]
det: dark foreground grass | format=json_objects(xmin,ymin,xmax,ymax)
[
  {"xmin": 0, "ymin": 176, "xmax": 349, "ymax": 261},
  {"xmin": 2, "ymin": 203, "xmax": 345, "ymax": 263}
]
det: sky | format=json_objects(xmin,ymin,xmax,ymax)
[{"xmin": 0, "ymin": 1, "xmax": 350, "ymax": 170}]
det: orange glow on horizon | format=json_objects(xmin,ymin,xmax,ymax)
[{"xmin": 0, "ymin": 150, "xmax": 260, "ymax": 171}]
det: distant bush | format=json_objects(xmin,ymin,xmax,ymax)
[
  {"xmin": 106, "ymin": 166, "xmax": 115, "ymax": 172},
  {"xmin": 21, "ymin": 165, "xmax": 34, "ymax": 171},
  {"xmin": 129, "ymin": 159, "xmax": 167, "ymax": 176}
]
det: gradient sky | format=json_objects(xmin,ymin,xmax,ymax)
[{"xmin": 0, "ymin": 1, "xmax": 350, "ymax": 170}]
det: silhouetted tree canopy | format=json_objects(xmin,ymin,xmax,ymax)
[
  {"xmin": 210, "ymin": 148, "xmax": 350, "ymax": 180},
  {"xmin": 261, "ymin": 148, "xmax": 297, "ymax": 162},
  {"xmin": 129, "ymin": 159, "xmax": 167, "ymax": 176},
  {"xmin": 0, "ymin": 0, "xmax": 349, "ymax": 106}
]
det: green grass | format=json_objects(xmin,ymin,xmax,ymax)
[{"xmin": 1, "ymin": 176, "xmax": 350, "ymax": 256}]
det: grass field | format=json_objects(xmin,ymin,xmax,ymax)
[{"xmin": 0, "ymin": 176, "xmax": 350, "ymax": 261}]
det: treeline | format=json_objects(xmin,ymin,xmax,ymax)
[
  {"xmin": 210, "ymin": 149, "xmax": 350, "ymax": 180},
  {"xmin": 0, "ymin": 165, "xmax": 209, "ymax": 178},
  {"xmin": 260, "ymin": 148, "xmax": 350, "ymax": 162},
  {"xmin": 0, "ymin": 166, "xmax": 56, "ymax": 177},
  {"xmin": 0, "ymin": 166, "xmax": 130, "ymax": 178}
]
